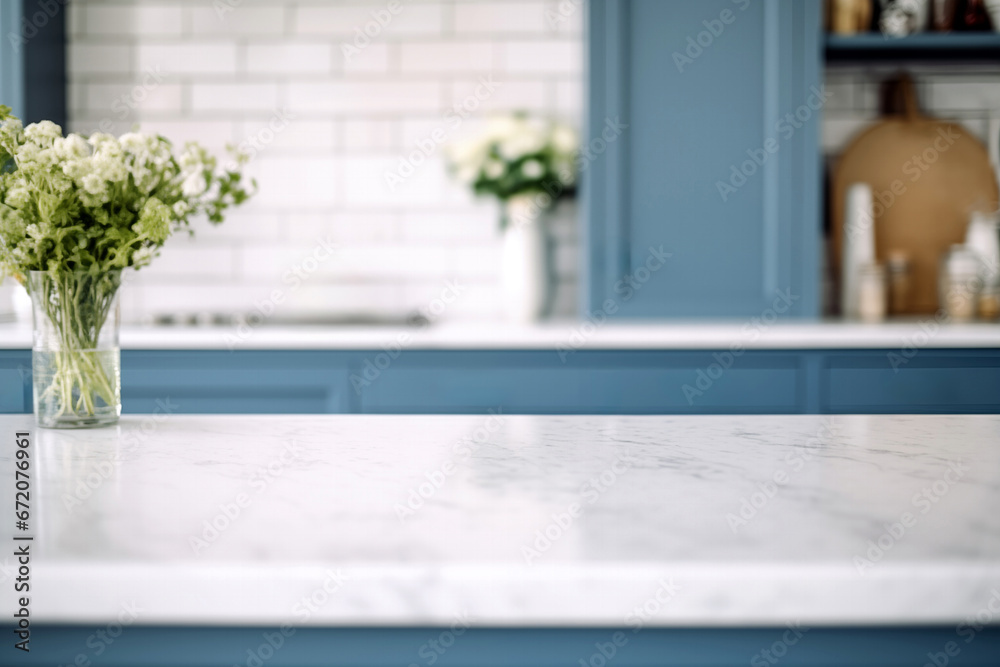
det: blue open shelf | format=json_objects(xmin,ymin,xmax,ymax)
[{"xmin": 826, "ymin": 32, "xmax": 1000, "ymax": 62}]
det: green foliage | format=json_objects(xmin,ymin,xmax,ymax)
[
  {"xmin": 446, "ymin": 112, "xmax": 579, "ymax": 204},
  {"xmin": 0, "ymin": 108, "xmax": 255, "ymax": 282}
]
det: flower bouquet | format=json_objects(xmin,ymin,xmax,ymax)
[
  {"xmin": 446, "ymin": 113, "xmax": 578, "ymax": 322},
  {"xmin": 0, "ymin": 107, "xmax": 253, "ymax": 427}
]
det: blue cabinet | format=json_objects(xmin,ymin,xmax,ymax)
[
  {"xmin": 10, "ymin": 624, "xmax": 1000, "ymax": 666},
  {"xmin": 585, "ymin": 0, "xmax": 822, "ymax": 317},
  {"xmin": 3, "ymin": 348, "xmax": 999, "ymax": 415}
]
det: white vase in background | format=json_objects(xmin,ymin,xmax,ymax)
[{"xmin": 501, "ymin": 194, "xmax": 551, "ymax": 323}]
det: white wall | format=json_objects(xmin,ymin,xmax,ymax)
[
  {"xmin": 65, "ymin": 0, "xmax": 584, "ymax": 324},
  {"xmin": 823, "ymin": 67, "xmax": 1000, "ymax": 155}
]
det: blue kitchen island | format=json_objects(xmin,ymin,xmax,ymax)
[
  {"xmin": 1, "ymin": 413, "xmax": 998, "ymax": 665},
  {"xmin": 2, "ymin": 320, "xmax": 1000, "ymax": 415}
]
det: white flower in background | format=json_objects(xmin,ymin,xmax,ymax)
[
  {"xmin": 551, "ymin": 125, "xmax": 578, "ymax": 156},
  {"xmin": 445, "ymin": 112, "xmax": 580, "ymax": 204},
  {"xmin": 521, "ymin": 159, "xmax": 544, "ymax": 179},
  {"xmin": 484, "ymin": 159, "xmax": 504, "ymax": 179}
]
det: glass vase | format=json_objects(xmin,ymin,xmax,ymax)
[{"xmin": 28, "ymin": 271, "xmax": 122, "ymax": 429}]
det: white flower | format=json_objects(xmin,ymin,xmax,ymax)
[
  {"xmin": 521, "ymin": 159, "xmax": 544, "ymax": 179},
  {"xmin": 172, "ymin": 200, "xmax": 191, "ymax": 217},
  {"xmin": 551, "ymin": 124, "xmax": 578, "ymax": 156},
  {"xmin": 24, "ymin": 120, "xmax": 62, "ymax": 145},
  {"xmin": 52, "ymin": 134, "xmax": 90, "ymax": 160},
  {"xmin": 483, "ymin": 159, "xmax": 505, "ymax": 180},
  {"xmin": 182, "ymin": 172, "xmax": 207, "ymax": 197},
  {"xmin": 132, "ymin": 246, "xmax": 155, "ymax": 268}
]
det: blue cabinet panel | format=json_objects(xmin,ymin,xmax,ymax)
[
  {"xmin": 358, "ymin": 351, "xmax": 801, "ymax": 414},
  {"xmin": 586, "ymin": 0, "xmax": 822, "ymax": 317},
  {"xmin": 121, "ymin": 351, "xmax": 352, "ymax": 414},
  {"xmin": 8, "ymin": 624, "xmax": 1000, "ymax": 666},
  {"xmin": 4, "ymin": 348, "xmax": 999, "ymax": 415},
  {"xmin": 0, "ymin": 351, "xmax": 30, "ymax": 413},
  {"xmin": 826, "ymin": 352, "xmax": 1000, "ymax": 413}
]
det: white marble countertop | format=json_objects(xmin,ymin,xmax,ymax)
[
  {"xmin": 1, "ymin": 414, "xmax": 998, "ymax": 627},
  {"xmin": 1, "ymin": 319, "xmax": 999, "ymax": 350}
]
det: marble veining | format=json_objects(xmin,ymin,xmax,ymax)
[{"xmin": 0, "ymin": 414, "xmax": 998, "ymax": 626}]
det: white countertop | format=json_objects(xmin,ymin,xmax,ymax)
[
  {"xmin": 1, "ymin": 319, "xmax": 999, "ymax": 350},
  {"xmin": 2, "ymin": 414, "xmax": 998, "ymax": 627}
]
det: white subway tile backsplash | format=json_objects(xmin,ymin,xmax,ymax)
[
  {"xmin": 928, "ymin": 78, "xmax": 1000, "ymax": 112},
  {"xmin": 399, "ymin": 41, "xmax": 494, "ymax": 73},
  {"xmin": 341, "ymin": 42, "xmax": 392, "ymax": 74},
  {"xmin": 84, "ymin": 4, "xmax": 183, "ymax": 36},
  {"xmin": 295, "ymin": 3, "xmax": 445, "ymax": 37},
  {"xmin": 500, "ymin": 40, "xmax": 580, "ymax": 74},
  {"xmin": 454, "ymin": 2, "xmax": 550, "ymax": 33},
  {"xmin": 247, "ymin": 156, "xmax": 341, "ymax": 208},
  {"xmin": 245, "ymin": 43, "xmax": 334, "ymax": 75},
  {"xmin": 237, "ymin": 119, "xmax": 339, "ymax": 153},
  {"xmin": 288, "ymin": 81, "xmax": 443, "ymax": 113},
  {"xmin": 137, "ymin": 43, "xmax": 238, "ymax": 75},
  {"xmin": 129, "ymin": 120, "xmax": 236, "ymax": 153},
  {"xmin": 344, "ymin": 119, "xmax": 397, "ymax": 151},
  {"xmin": 69, "ymin": 0, "xmax": 582, "ymax": 322},
  {"xmin": 68, "ymin": 43, "xmax": 132, "ymax": 75},
  {"xmin": 191, "ymin": 83, "xmax": 280, "ymax": 112},
  {"xmin": 85, "ymin": 83, "xmax": 184, "ymax": 115},
  {"xmin": 190, "ymin": 6, "xmax": 287, "ymax": 36},
  {"xmin": 448, "ymin": 77, "xmax": 547, "ymax": 112}
]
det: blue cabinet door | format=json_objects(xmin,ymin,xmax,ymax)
[{"xmin": 586, "ymin": 0, "xmax": 822, "ymax": 317}]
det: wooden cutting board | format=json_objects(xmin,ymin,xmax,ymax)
[{"xmin": 831, "ymin": 75, "xmax": 998, "ymax": 314}]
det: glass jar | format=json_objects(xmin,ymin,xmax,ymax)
[
  {"xmin": 857, "ymin": 263, "xmax": 887, "ymax": 322},
  {"xmin": 938, "ymin": 245, "xmax": 981, "ymax": 322},
  {"xmin": 28, "ymin": 271, "xmax": 122, "ymax": 429}
]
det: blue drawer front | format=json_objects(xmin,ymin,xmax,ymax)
[
  {"xmin": 356, "ymin": 351, "xmax": 801, "ymax": 414},
  {"xmin": 0, "ymin": 351, "xmax": 30, "ymax": 413},
  {"xmin": 826, "ymin": 353, "xmax": 1000, "ymax": 413},
  {"xmin": 121, "ymin": 351, "xmax": 352, "ymax": 414}
]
